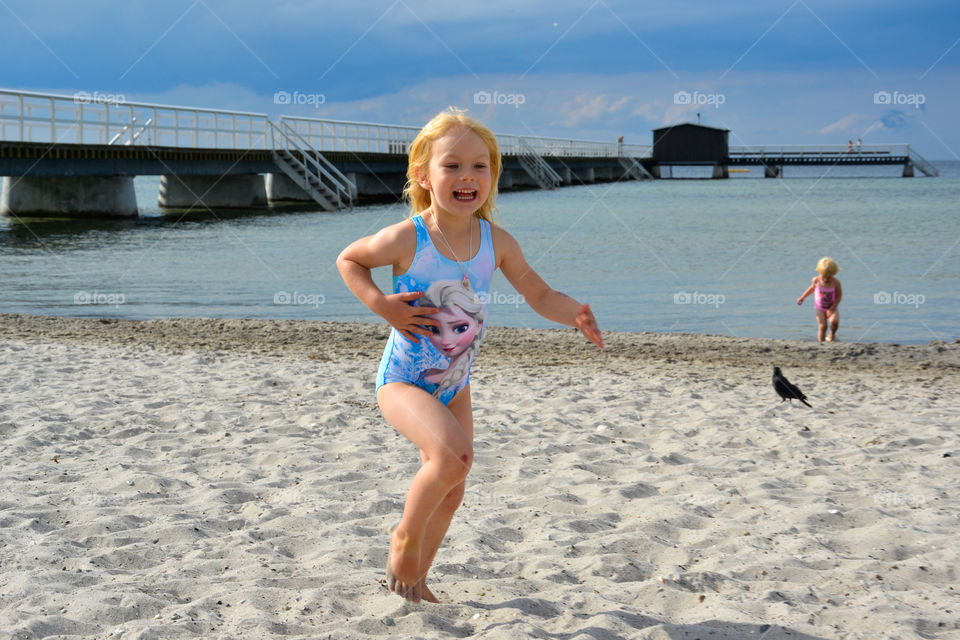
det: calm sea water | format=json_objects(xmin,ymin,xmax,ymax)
[{"xmin": 1, "ymin": 162, "xmax": 957, "ymax": 344}]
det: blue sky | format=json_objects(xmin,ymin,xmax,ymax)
[{"xmin": 2, "ymin": 0, "xmax": 958, "ymax": 158}]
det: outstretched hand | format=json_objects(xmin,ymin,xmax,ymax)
[
  {"xmin": 379, "ymin": 291, "xmax": 439, "ymax": 343},
  {"xmin": 575, "ymin": 304, "xmax": 604, "ymax": 349}
]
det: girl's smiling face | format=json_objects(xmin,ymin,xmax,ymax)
[
  {"xmin": 427, "ymin": 305, "xmax": 481, "ymax": 358},
  {"xmin": 417, "ymin": 126, "xmax": 492, "ymax": 218}
]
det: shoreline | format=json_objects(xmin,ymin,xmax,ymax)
[{"xmin": 1, "ymin": 313, "xmax": 957, "ymax": 375}]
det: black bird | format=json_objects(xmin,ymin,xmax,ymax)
[{"xmin": 772, "ymin": 366, "xmax": 812, "ymax": 407}]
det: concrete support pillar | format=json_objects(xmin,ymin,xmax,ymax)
[
  {"xmin": 712, "ymin": 164, "xmax": 729, "ymax": 179},
  {"xmin": 159, "ymin": 174, "xmax": 267, "ymax": 210},
  {"xmin": 509, "ymin": 170, "xmax": 538, "ymax": 188},
  {"xmin": 352, "ymin": 172, "xmax": 405, "ymax": 198},
  {"xmin": 764, "ymin": 164, "xmax": 781, "ymax": 178},
  {"xmin": 498, "ymin": 170, "xmax": 514, "ymax": 191},
  {"xmin": 557, "ymin": 167, "xmax": 572, "ymax": 184},
  {"xmin": 1, "ymin": 175, "xmax": 138, "ymax": 218},
  {"xmin": 265, "ymin": 173, "xmax": 313, "ymax": 203},
  {"xmin": 573, "ymin": 167, "xmax": 595, "ymax": 184},
  {"xmin": 595, "ymin": 167, "xmax": 614, "ymax": 181},
  {"xmin": 902, "ymin": 162, "xmax": 914, "ymax": 178},
  {"xmin": 648, "ymin": 165, "xmax": 662, "ymax": 179}
]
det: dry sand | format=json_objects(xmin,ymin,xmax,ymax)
[{"xmin": 0, "ymin": 314, "xmax": 957, "ymax": 640}]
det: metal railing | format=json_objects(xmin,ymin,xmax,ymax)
[
  {"xmin": 0, "ymin": 89, "xmax": 270, "ymax": 149},
  {"xmin": 518, "ymin": 135, "xmax": 650, "ymax": 159},
  {"xmin": 729, "ymin": 144, "xmax": 910, "ymax": 158},
  {"xmin": 280, "ymin": 116, "xmax": 420, "ymax": 154},
  {"xmin": 279, "ymin": 115, "xmax": 642, "ymax": 159},
  {"xmin": 1, "ymin": 89, "xmax": 648, "ymax": 160}
]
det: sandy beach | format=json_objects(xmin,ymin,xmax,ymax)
[{"xmin": 0, "ymin": 313, "xmax": 957, "ymax": 640}]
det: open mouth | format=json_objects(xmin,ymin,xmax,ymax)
[{"xmin": 453, "ymin": 189, "xmax": 477, "ymax": 202}]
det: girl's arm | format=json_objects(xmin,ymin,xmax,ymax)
[
  {"xmin": 494, "ymin": 227, "xmax": 603, "ymax": 349},
  {"xmin": 797, "ymin": 277, "xmax": 817, "ymax": 305},
  {"xmin": 336, "ymin": 222, "xmax": 440, "ymax": 343}
]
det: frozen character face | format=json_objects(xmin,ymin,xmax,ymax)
[{"xmin": 427, "ymin": 304, "xmax": 482, "ymax": 359}]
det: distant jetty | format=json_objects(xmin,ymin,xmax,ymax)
[{"xmin": 0, "ymin": 89, "xmax": 938, "ymax": 218}]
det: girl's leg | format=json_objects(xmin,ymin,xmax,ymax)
[
  {"xmin": 377, "ymin": 383, "xmax": 473, "ymax": 602},
  {"xmin": 416, "ymin": 386, "xmax": 473, "ymax": 602},
  {"xmin": 827, "ymin": 310, "xmax": 839, "ymax": 341},
  {"xmin": 815, "ymin": 310, "xmax": 828, "ymax": 342}
]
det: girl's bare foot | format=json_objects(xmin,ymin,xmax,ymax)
[
  {"xmin": 387, "ymin": 530, "xmax": 422, "ymax": 602},
  {"xmin": 419, "ymin": 579, "xmax": 440, "ymax": 603}
]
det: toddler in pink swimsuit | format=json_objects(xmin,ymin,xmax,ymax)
[{"xmin": 797, "ymin": 257, "xmax": 842, "ymax": 342}]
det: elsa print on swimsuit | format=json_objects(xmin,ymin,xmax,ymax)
[{"xmin": 416, "ymin": 279, "xmax": 486, "ymax": 400}]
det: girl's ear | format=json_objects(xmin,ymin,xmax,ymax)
[{"xmin": 414, "ymin": 165, "xmax": 431, "ymax": 190}]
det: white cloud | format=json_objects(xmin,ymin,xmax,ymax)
[{"xmin": 818, "ymin": 113, "xmax": 868, "ymax": 136}]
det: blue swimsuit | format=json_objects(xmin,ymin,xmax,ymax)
[{"xmin": 376, "ymin": 214, "xmax": 496, "ymax": 405}]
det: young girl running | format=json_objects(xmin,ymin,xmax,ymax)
[
  {"xmin": 336, "ymin": 109, "xmax": 604, "ymax": 603},
  {"xmin": 797, "ymin": 256, "xmax": 842, "ymax": 342}
]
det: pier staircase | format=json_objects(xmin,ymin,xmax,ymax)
[
  {"xmin": 269, "ymin": 119, "xmax": 356, "ymax": 211},
  {"xmin": 108, "ymin": 118, "xmax": 153, "ymax": 146},
  {"xmin": 618, "ymin": 154, "xmax": 654, "ymax": 180},
  {"xmin": 518, "ymin": 137, "xmax": 562, "ymax": 189},
  {"xmin": 907, "ymin": 147, "xmax": 939, "ymax": 177}
]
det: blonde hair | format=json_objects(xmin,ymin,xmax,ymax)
[
  {"xmin": 817, "ymin": 257, "xmax": 839, "ymax": 277},
  {"xmin": 402, "ymin": 108, "xmax": 501, "ymax": 223},
  {"xmin": 420, "ymin": 279, "xmax": 486, "ymax": 400}
]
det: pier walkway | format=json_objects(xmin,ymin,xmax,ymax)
[{"xmin": 0, "ymin": 88, "xmax": 938, "ymax": 218}]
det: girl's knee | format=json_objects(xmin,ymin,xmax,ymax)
[{"xmin": 434, "ymin": 449, "xmax": 472, "ymax": 484}]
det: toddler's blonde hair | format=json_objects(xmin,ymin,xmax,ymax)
[
  {"xmin": 817, "ymin": 257, "xmax": 839, "ymax": 277},
  {"xmin": 403, "ymin": 108, "xmax": 501, "ymax": 223}
]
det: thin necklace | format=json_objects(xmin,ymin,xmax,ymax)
[{"xmin": 431, "ymin": 210, "xmax": 473, "ymax": 286}]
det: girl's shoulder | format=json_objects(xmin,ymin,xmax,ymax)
[
  {"xmin": 376, "ymin": 217, "xmax": 418, "ymax": 244},
  {"xmin": 362, "ymin": 217, "xmax": 418, "ymax": 265},
  {"xmin": 489, "ymin": 222, "xmax": 521, "ymax": 263}
]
